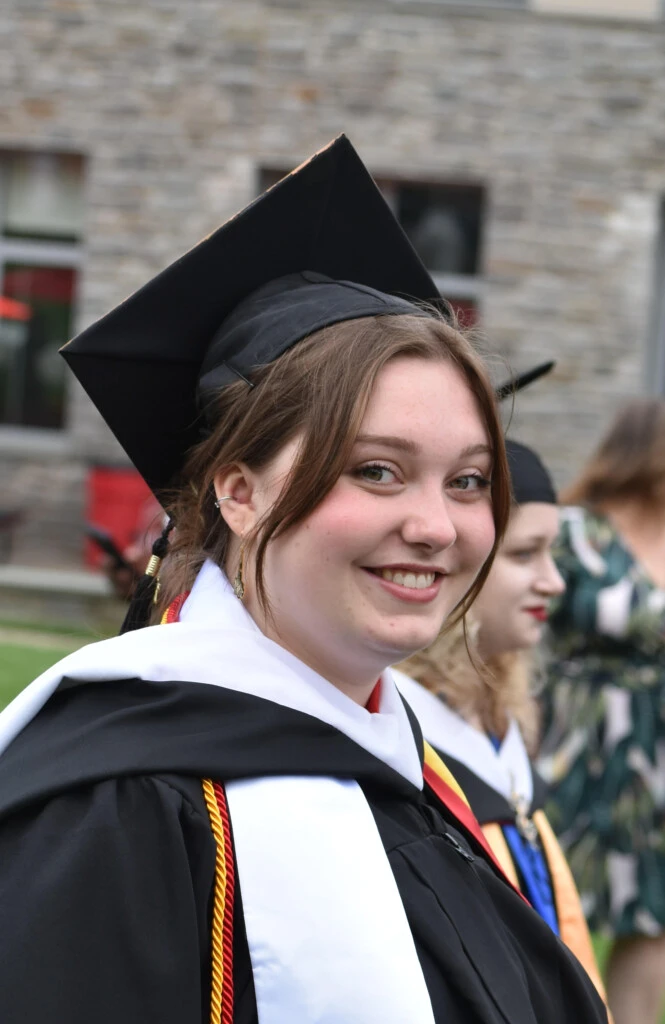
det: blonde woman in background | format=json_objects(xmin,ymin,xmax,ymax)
[
  {"xmin": 396, "ymin": 439, "xmax": 607, "ymax": 1001},
  {"xmin": 539, "ymin": 399, "xmax": 665, "ymax": 1024}
]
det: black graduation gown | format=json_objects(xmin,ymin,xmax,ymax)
[
  {"xmin": 440, "ymin": 749, "xmax": 608, "ymax": 1002},
  {"xmin": 0, "ymin": 677, "xmax": 608, "ymax": 1024}
]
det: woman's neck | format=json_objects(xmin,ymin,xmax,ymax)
[
  {"xmin": 251, "ymin": 606, "xmax": 384, "ymax": 706},
  {"xmin": 604, "ymin": 499, "xmax": 663, "ymax": 536}
]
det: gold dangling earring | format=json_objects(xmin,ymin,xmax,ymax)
[{"xmin": 233, "ymin": 541, "xmax": 245, "ymax": 601}]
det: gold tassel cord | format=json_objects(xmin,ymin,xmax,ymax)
[{"xmin": 202, "ymin": 778, "xmax": 230, "ymax": 1023}]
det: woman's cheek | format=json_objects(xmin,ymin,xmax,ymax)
[
  {"xmin": 468, "ymin": 505, "xmax": 496, "ymax": 560},
  {"xmin": 307, "ymin": 488, "xmax": 382, "ymax": 542}
]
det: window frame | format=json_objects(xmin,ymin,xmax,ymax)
[
  {"xmin": 258, "ymin": 165, "xmax": 486, "ymax": 314},
  {"xmin": 372, "ymin": 176, "xmax": 485, "ymax": 318},
  {"xmin": 0, "ymin": 151, "xmax": 83, "ymax": 447}
]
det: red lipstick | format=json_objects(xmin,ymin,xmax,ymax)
[{"xmin": 525, "ymin": 606, "xmax": 548, "ymax": 622}]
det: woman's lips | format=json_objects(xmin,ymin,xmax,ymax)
[
  {"xmin": 525, "ymin": 606, "xmax": 548, "ymax": 622},
  {"xmin": 363, "ymin": 567, "xmax": 444, "ymax": 604}
]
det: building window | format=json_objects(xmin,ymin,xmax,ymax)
[
  {"xmin": 0, "ymin": 151, "xmax": 84, "ymax": 429},
  {"xmin": 376, "ymin": 178, "xmax": 484, "ymax": 326},
  {"xmin": 258, "ymin": 167, "xmax": 485, "ymax": 327}
]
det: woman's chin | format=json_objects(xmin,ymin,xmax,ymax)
[
  {"xmin": 523, "ymin": 623, "xmax": 545, "ymax": 648},
  {"xmin": 367, "ymin": 621, "xmax": 442, "ymax": 664}
]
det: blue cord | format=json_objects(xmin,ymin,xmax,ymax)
[{"xmin": 488, "ymin": 734, "xmax": 559, "ymax": 935}]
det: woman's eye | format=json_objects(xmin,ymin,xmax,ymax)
[
  {"xmin": 449, "ymin": 474, "xmax": 491, "ymax": 493},
  {"xmin": 356, "ymin": 463, "xmax": 397, "ymax": 484},
  {"xmin": 510, "ymin": 549, "xmax": 536, "ymax": 563}
]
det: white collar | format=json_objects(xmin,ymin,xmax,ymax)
[
  {"xmin": 394, "ymin": 670, "xmax": 533, "ymax": 807},
  {"xmin": 0, "ymin": 560, "xmax": 423, "ymax": 789}
]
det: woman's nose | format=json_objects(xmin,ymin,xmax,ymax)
[
  {"xmin": 400, "ymin": 495, "xmax": 457, "ymax": 552},
  {"xmin": 535, "ymin": 555, "xmax": 565, "ymax": 596}
]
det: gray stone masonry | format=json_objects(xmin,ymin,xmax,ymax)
[{"xmin": 1, "ymin": 0, "xmax": 664, "ymax": 565}]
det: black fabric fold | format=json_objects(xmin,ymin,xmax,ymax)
[{"xmin": 0, "ymin": 677, "xmax": 420, "ymax": 819}]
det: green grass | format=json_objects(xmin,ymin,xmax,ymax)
[
  {"xmin": 592, "ymin": 933, "xmax": 611, "ymax": 976},
  {"xmin": 0, "ymin": 617, "xmax": 106, "ymax": 642},
  {"xmin": 0, "ymin": 641, "xmax": 84, "ymax": 709}
]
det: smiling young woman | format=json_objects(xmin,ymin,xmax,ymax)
[{"xmin": 0, "ymin": 139, "xmax": 607, "ymax": 1024}]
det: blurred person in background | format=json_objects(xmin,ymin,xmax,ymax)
[
  {"xmin": 395, "ymin": 440, "xmax": 607, "ymax": 1002},
  {"xmin": 538, "ymin": 399, "xmax": 665, "ymax": 1024}
]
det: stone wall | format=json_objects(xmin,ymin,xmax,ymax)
[{"xmin": 1, "ymin": 0, "xmax": 664, "ymax": 564}]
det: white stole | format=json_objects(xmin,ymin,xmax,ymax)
[{"xmin": 0, "ymin": 561, "xmax": 435, "ymax": 1023}]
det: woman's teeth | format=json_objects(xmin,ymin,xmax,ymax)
[{"xmin": 378, "ymin": 569, "xmax": 436, "ymax": 590}]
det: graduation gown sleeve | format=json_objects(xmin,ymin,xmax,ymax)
[{"xmin": 0, "ymin": 774, "xmax": 255, "ymax": 1024}]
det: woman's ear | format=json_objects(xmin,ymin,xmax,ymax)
[{"xmin": 213, "ymin": 464, "xmax": 258, "ymax": 538}]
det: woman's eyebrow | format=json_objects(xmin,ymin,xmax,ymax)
[
  {"xmin": 510, "ymin": 534, "xmax": 551, "ymax": 546},
  {"xmin": 457, "ymin": 443, "xmax": 493, "ymax": 460},
  {"xmin": 355, "ymin": 436, "xmax": 493, "ymax": 460},
  {"xmin": 354, "ymin": 433, "xmax": 420, "ymax": 455}
]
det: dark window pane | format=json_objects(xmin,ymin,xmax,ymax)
[
  {"xmin": 0, "ymin": 264, "xmax": 75, "ymax": 427},
  {"xmin": 257, "ymin": 168, "xmax": 285, "ymax": 193},
  {"xmin": 257, "ymin": 168, "xmax": 484, "ymax": 278},
  {"xmin": 397, "ymin": 184, "xmax": 484, "ymax": 276}
]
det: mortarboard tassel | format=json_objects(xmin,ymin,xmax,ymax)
[
  {"xmin": 494, "ymin": 361, "xmax": 555, "ymax": 402},
  {"xmin": 119, "ymin": 518, "xmax": 175, "ymax": 634}
]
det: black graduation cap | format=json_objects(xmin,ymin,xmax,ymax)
[
  {"xmin": 61, "ymin": 135, "xmax": 441, "ymax": 496},
  {"xmin": 505, "ymin": 438, "xmax": 557, "ymax": 506}
]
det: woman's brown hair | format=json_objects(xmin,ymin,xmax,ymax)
[
  {"xmin": 156, "ymin": 309, "xmax": 511, "ymax": 625},
  {"xmin": 397, "ymin": 614, "xmax": 539, "ymax": 752},
  {"xmin": 562, "ymin": 398, "xmax": 665, "ymax": 512}
]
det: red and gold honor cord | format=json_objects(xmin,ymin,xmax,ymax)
[{"xmin": 162, "ymin": 592, "xmax": 235, "ymax": 1023}]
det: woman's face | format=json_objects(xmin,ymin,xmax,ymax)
[
  {"xmin": 240, "ymin": 356, "xmax": 496, "ymax": 700},
  {"xmin": 472, "ymin": 502, "xmax": 564, "ymax": 659}
]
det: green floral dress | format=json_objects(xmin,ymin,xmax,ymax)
[{"xmin": 538, "ymin": 506, "xmax": 665, "ymax": 938}]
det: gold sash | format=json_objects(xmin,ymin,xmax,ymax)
[{"xmin": 482, "ymin": 813, "xmax": 607, "ymax": 1006}]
